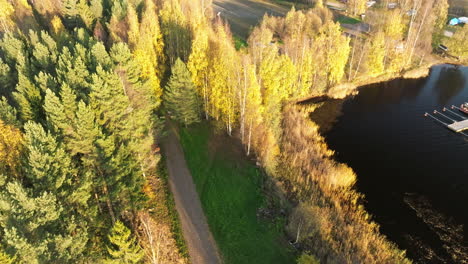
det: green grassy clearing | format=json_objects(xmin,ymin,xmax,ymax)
[
  {"xmin": 336, "ymin": 15, "xmax": 361, "ymax": 24},
  {"xmin": 179, "ymin": 124, "xmax": 296, "ymax": 264},
  {"xmin": 270, "ymin": 0, "xmax": 311, "ymax": 9},
  {"xmin": 233, "ymin": 35, "xmax": 248, "ymax": 50}
]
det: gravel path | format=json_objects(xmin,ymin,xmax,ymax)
[{"xmin": 162, "ymin": 127, "xmax": 222, "ymax": 264}]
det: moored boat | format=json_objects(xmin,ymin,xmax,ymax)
[{"xmin": 460, "ymin": 103, "xmax": 468, "ymax": 114}]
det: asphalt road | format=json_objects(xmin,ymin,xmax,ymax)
[
  {"xmin": 213, "ymin": 0, "xmax": 371, "ymax": 39},
  {"xmin": 213, "ymin": 0, "xmax": 288, "ymax": 39}
]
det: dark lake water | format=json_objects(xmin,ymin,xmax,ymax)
[{"xmin": 322, "ymin": 65, "xmax": 468, "ymax": 264}]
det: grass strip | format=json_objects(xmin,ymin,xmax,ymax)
[{"xmin": 179, "ymin": 124, "xmax": 295, "ymax": 264}]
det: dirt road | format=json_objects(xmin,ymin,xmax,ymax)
[
  {"xmin": 162, "ymin": 127, "xmax": 222, "ymax": 264},
  {"xmin": 213, "ymin": 0, "xmax": 288, "ymax": 39}
]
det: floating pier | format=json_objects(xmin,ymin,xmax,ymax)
[
  {"xmin": 424, "ymin": 105, "xmax": 468, "ymax": 134},
  {"xmin": 447, "ymin": 119, "xmax": 468, "ymax": 132}
]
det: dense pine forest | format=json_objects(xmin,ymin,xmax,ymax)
[{"xmin": 0, "ymin": 0, "xmax": 461, "ymax": 263}]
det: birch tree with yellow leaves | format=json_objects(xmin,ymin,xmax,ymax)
[
  {"xmin": 0, "ymin": 0, "xmax": 15, "ymax": 33},
  {"xmin": 259, "ymin": 45, "xmax": 297, "ymax": 139},
  {"xmin": 160, "ymin": 0, "xmax": 191, "ymax": 64},
  {"xmin": 188, "ymin": 24, "xmax": 210, "ymax": 119},
  {"xmin": 238, "ymin": 58, "xmax": 263, "ymax": 155},
  {"xmin": 365, "ymin": 31, "xmax": 386, "ymax": 76},
  {"xmin": 314, "ymin": 21, "xmax": 350, "ymax": 86},
  {"xmin": 206, "ymin": 21, "xmax": 239, "ymax": 135},
  {"xmin": 0, "ymin": 120, "xmax": 23, "ymax": 176}
]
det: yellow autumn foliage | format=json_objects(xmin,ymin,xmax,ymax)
[
  {"xmin": 0, "ymin": 0, "xmax": 14, "ymax": 32},
  {"xmin": 50, "ymin": 15, "xmax": 64, "ymax": 35},
  {"xmin": 0, "ymin": 120, "xmax": 23, "ymax": 175}
]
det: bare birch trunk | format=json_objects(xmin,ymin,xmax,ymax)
[
  {"xmin": 103, "ymin": 183, "xmax": 116, "ymax": 224},
  {"xmin": 408, "ymin": 4, "xmax": 429, "ymax": 66},
  {"xmin": 140, "ymin": 214, "xmax": 161, "ymax": 264},
  {"xmin": 203, "ymin": 75, "xmax": 209, "ymax": 120},
  {"xmin": 96, "ymin": 165, "xmax": 116, "ymax": 223},
  {"xmin": 247, "ymin": 118, "xmax": 253, "ymax": 156},
  {"xmin": 295, "ymin": 220, "xmax": 303, "ymax": 244},
  {"xmin": 405, "ymin": 0, "xmax": 422, "ymax": 60},
  {"xmin": 354, "ymin": 40, "xmax": 366, "ymax": 79},
  {"xmin": 348, "ymin": 39, "xmax": 356, "ymax": 81},
  {"xmin": 240, "ymin": 63, "xmax": 247, "ymax": 142},
  {"xmin": 94, "ymin": 191, "xmax": 103, "ymax": 213}
]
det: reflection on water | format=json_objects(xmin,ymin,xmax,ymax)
[
  {"xmin": 309, "ymin": 99, "xmax": 344, "ymax": 134},
  {"xmin": 434, "ymin": 66, "xmax": 466, "ymax": 106},
  {"xmin": 320, "ymin": 65, "xmax": 468, "ymax": 264},
  {"xmin": 404, "ymin": 193, "xmax": 467, "ymax": 262},
  {"xmin": 349, "ymin": 77, "xmax": 427, "ymax": 110}
]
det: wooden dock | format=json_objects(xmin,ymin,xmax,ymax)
[
  {"xmin": 447, "ymin": 119, "xmax": 468, "ymax": 132},
  {"xmin": 424, "ymin": 106, "xmax": 468, "ymax": 135}
]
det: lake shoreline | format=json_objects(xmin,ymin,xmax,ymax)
[
  {"xmin": 315, "ymin": 59, "xmax": 467, "ymax": 100},
  {"xmin": 320, "ymin": 64, "xmax": 468, "ymax": 263}
]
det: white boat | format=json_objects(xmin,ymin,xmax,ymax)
[{"xmin": 460, "ymin": 103, "xmax": 468, "ymax": 114}]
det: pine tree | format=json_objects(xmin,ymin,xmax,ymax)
[
  {"xmin": 105, "ymin": 144, "xmax": 146, "ymax": 213},
  {"xmin": 62, "ymin": 0, "xmax": 79, "ymax": 28},
  {"xmin": 111, "ymin": 0, "xmax": 127, "ymax": 19},
  {"xmin": 23, "ymin": 121, "xmax": 93, "ymax": 213},
  {"xmin": 110, "ymin": 42, "xmax": 132, "ymax": 65},
  {"xmin": 0, "ymin": 97, "xmax": 19, "ymax": 127},
  {"xmin": 0, "ymin": 34, "xmax": 25, "ymax": 67},
  {"xmin": 13, "ymin": 74, "xmax": 43, "ymax": 122},
  {"xmin": 106, "ymin": 220, "xmax": 144, "ymax": 264},
  {"xmin": 0, "ymin": 58, "xmax": 14, "ymax": 98},
  {"xmin": 56, "ymin": 47, "xmax": 91, "ymax": 100},
  {"xmin": 23, "ymin": 122, "xmax": 71, "ymax": 191},
  {"xmin": 0, "ymin": 177, "xmax": 88, "ymax": 264},
  {"xmin": 44, "ymin": 89, "xmax": 67, "ymax": 134},
  {"xmin": 60, "ymin": 83, "xmax": 78, "ymax": 123},
  {"xmin": 91, "ymin": 42, "xmax": 113, "ymax": 70},
  {"xmin": 89, "ymin": 66, "xmax": 130, "ymax": 138},
  {"xmin": 77, "ymin": 0, "xmax": 95, "ymax": 30},
  {"xmin": 164, "ymin": 59, "xmax": 200, "ymax": 126},
  {"xmin": 0, "ymin": 179, "xmax": 60, "ymax": 264},
  {"xmin": 68, "ymin": 101, "xmax": 99, "ymax": 158}
]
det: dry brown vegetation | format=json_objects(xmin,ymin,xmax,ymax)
[
  {"xmin": 279, "ymin": 104, "xmax": 411, "ymax": 264},
  {"xmin": 138, "ymin": 159, "xmax": 189, "ymax": 264},
  {"xmin": 137, "ymin": 212, "xmax": 187, "ymax": 264}
]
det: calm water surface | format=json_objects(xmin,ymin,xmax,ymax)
[{"xmin": 323, "ymin": 65, "xmax": 468, "ymax": 263}]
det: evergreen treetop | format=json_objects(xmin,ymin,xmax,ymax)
[{"xmin": 163, "ymin": 58, "xmax": 200, "ymax": 126}]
